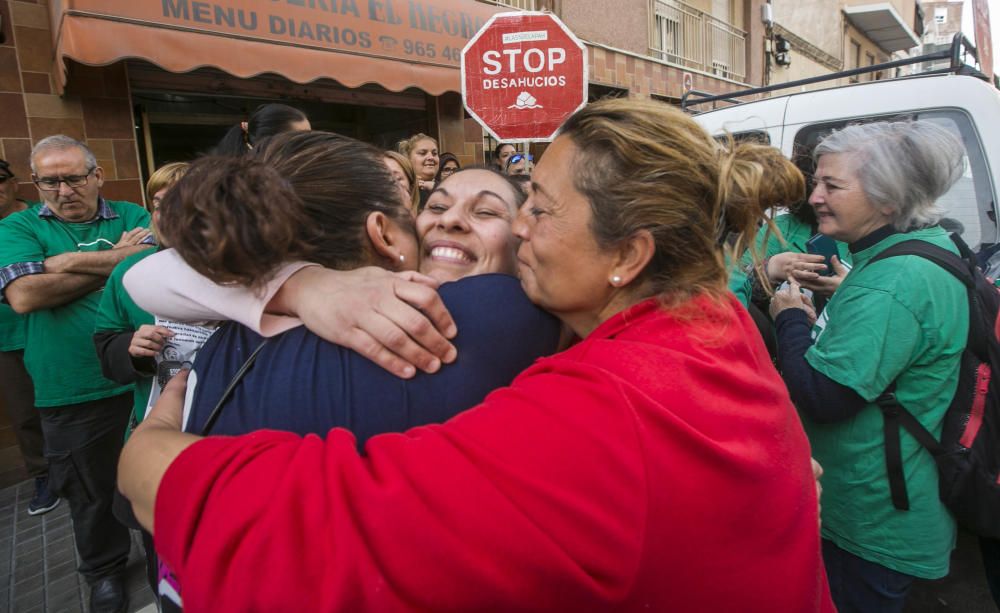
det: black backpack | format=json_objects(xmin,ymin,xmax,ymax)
[{"xmin": 869, "ymin": 233, "xmax": 1000, "ymax": 538}]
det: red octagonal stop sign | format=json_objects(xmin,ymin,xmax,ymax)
[{"xmin": 462, "ymin": 12, "xmax": 587, "ymax": 142}]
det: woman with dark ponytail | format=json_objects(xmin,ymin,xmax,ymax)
[{"xmin": 213, "ymin": 103, "xmax": 310, "ymax": 156}]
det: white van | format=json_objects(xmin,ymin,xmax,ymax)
[{"xmin": 689, "ymin": 39, "xmax": 999, "ymax": 251}]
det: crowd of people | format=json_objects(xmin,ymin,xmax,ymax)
[{"xmin": 0, "ymin": 98, "xmax": 993, "ymax": 613}]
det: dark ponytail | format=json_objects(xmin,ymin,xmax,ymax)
[{"xmin": 213, "ymin": 103, "xmax": 308, "ymax": 156}]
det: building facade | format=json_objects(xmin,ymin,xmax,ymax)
[{"xmin": 766, "ymin": 0, "xmax": 921, "ymax": 89}]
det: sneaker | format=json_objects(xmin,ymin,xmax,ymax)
[{"xmin": 27, "ymin": 476, "xmax": 60, "ymax": 516}]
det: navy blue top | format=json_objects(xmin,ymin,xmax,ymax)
[{"xmin": 185, "ymin": 274, "xmax": 562, "ymax": 447}]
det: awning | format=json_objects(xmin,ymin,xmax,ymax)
[
  {"xmin": 843, "ymin": 3, "xmax": 920, "ymax": 53},
  {"xmin": 49, "ymin": 0, "xmax": 504, "ymax": 95}
]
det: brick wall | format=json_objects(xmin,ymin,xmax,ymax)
[{"xmin": 0, "ymin": 0, "xmax": 144, "ymax": 206}]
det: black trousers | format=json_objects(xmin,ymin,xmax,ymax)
[
  {"xmin": 0, "ymin": 350, "xmax": 47, "ymax": 477},
  {"xmin": 39, "ymin": 393, "xmax": 132, "ymax": 584}
]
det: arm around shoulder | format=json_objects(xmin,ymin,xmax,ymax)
[{"xmin": 149, "ymin": 361, "xmax": 647, "ymax": 611}]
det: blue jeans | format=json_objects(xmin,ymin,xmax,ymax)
[{"xmin": 822, "ymin": 539, "xmax": 916, "ymax": 613}]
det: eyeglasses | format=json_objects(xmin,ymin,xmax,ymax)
[
  {"xmin": 32, "ymin": 167, "xmax": 96, "ymax": 191},
  {"xmin": 508, "ymin": 154, "xmax": 533, "ymax": 166}
]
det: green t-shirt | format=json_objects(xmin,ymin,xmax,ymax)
[
  {"xmin": 728, "ymin": 213, "xmax": 851, "ymax": 306},
  {"xmin": 0, "ymin": 302, "xmax": 25, "ymax": 352},
  {"xmin": 0, "ymin": 202, "xmax": 41, "ymax": 352},
  {"xmin": 804, "ymin": 226, "xmax": 964, "ymax": 579},
  {"xmin": 94, "ymin": 249, "xmax": 156, "ymax": 430},
  {"xmin": 0, "ymin": 201, "xmax": 151, "ymax": 407}
]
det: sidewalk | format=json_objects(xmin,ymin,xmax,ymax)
[{"xmin": 0, "ymin": 479, "xmax": 154, "ymax": 612}]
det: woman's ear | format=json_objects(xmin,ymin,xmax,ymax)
[
  {"xmin": 365, "ymin": 212, "xmax": 411, "ymax": 271},
  {"xmin": 608, "ymin": 229, "xmax": 655, "ymax": 288}
]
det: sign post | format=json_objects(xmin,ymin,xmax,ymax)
[{"xmin": 461, "ymin": 12, "xmax": 588, "ymax": 144}]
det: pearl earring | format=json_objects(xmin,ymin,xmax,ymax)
[
  {"xmin": 399, "ymin": 254, "xmax": 406, "ymax": 263},
  {"xmin": 611, "ymin": 275, "xmax": 622, "ymax": 285}
]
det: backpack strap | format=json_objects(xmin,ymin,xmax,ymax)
[
  {"xmin": 869, "ymin": 235, "xmax": 975, "ymax": 510},
  {"xmin": 868, "ymin": 238, "xmax": 975, "ymax": 289},
  {"xmin": 198, "ymin": 338, "xmax": 270, "ymax": 436},
  {"xmin": 875, "ymin": 385, "xmax": 947, "ymax": 510}
]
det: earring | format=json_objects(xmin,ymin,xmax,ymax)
[
  {"xmin": 399, "ymin": 254, "xmax": 406, "ymax": 263},
  {"xmin": 610, "ymin": 275, "xmax": 622, "ymax": 285}
]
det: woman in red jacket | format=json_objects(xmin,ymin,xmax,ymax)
[{"xmin": 120, "ymin": 99, "xmax": 834, "ymax": 612}]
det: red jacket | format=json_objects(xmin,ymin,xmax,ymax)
[{"xmin": 155, "ymin": 296, "xmax": 833, "ymax": 612}]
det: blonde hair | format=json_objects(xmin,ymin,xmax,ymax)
[
  {"xmin": 558, "ymin": 98, "xmax": 783, "ymax": 307},
  {"xmin": 720, "ymin": 141, "xmax": 804, "ymax": 290},
  {"xmin": 384, "ymin": 150, "xmax": 420, "ymax": 212},
  {"xmin": 396, "ymin": 133, "xmax": 437, "ymax": 157},
  {"xmin": 146, "ymin": 162, "xmax": 190, "ymax": 206}
]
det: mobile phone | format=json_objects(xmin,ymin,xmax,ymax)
[{"xmin": 806, "ymin": 233, "xmax": 838, "ymax": 276}]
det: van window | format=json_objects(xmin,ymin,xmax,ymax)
[
  {"xmin": 714, "ymin": 130, "xmax": 771, "ymax": 145},
  {"xmin": 790, "ymin": 111, "xmax": 997, "ymax": 249}
]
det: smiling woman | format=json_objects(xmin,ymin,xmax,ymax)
[
  {"xmin": 769, "ymin": 121, "xmax": 969, "ymax": 612},
  {"xmin": 418, "ymin": 168, "xmax": 521, "ymax": 282},
  {"xmin": 397, "ymin": 133, "xmax": 439, "ymax": 207}
]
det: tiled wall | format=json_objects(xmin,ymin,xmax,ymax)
[{"xmin": 0, "ymin": 0, "xmax": 144, "ymax": 206}]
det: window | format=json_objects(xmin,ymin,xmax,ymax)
[
  {"xmin": 791, "ymin": 111, "xmax": 996, "ymax": 248},
  {"xmin": 588, "ymin": 84, "xmax": 629, "ymax": 103},
  {"xmin": 935, "ymin": 7, "xmax": 948, "ymax": 25},
  {"xmin": 866, "ymin": 53, "xmax": 876, "ymax": 81},
  {"xmin": 848, "ymin": 39, "xmax": 862, "ymax": 83}
]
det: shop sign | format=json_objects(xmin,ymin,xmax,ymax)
[
  {"xmin": 53, "ymin": 0, "xmax": 500, "ymax": 68},
  {"xmin": 461, "ymin": 12, "xmax": 587, "ymax": 142}
]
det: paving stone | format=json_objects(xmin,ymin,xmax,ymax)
[
  {"xmin": 45, "ymin": 572, "xmax": 79, "ymax": 598},
  {"xmin": 13, "ymin": 571, "xmax": 45, "ymax": 595},
  {"xmin": 16, "ymin": 523, "xmax": 43, "ymax": 539},
  {"xmin": 14, "ymin": 553, "xmax": 43, "ymax": 572},
  {"xmin": 12, "ymin": 585, "xmax": 43, "ymax": 609},
  {"xmin": 46, "ymin": 559, "xmax": 78, "ymax": 582},
  {"xmin": 46, "ymin": 589, "xmax": 83, "ymax": 613},
  {"xmin": 16, "ymin": 535, "xmax": 43, "ymax": 555},
  {"xmin": 45, "ymin": 534, "xmax": 76, "ymax": 556},
  {"xmin": 44, "ymin": 521, "xmax": 73, "ymax": 539}
]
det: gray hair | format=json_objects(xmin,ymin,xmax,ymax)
[
  {"xmin": 30, "ymin": 135, "xmax": 98, "ymax": 174},
  {"xmin": 813, "ymin": 121, "xmax": 965, "ymax": 232}
]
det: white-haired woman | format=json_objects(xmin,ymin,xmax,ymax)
[{"xmin": 770, "ymin": 120, "xmax": 967, "ymax": 613}]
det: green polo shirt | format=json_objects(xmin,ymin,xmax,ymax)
[
  {"xmin": 0, "ymin": 202, "xmax": 41, "ymax": 352},
  {"xmin": 94, "ymin": 249, "xmax": 157, "ymax": 430},
  {"xmin": 804, "ymin": 226, "xmax": 964, "ymax": 579},
  {"xmin": 728, "ymin": 213, "xmax": 851, "ymax": 306},
  {"xmin": 0, "ymin": 200, "xmax": 151, "ymax": 407}
]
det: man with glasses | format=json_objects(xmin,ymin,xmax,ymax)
[
  {"xmin": 505, "ymin": 152, "xmax": 533, "ymax": 176},
  {"xmin": 0, "ymin": 158, "xmax": 60, "ymax": 517},
  {"xmin": 0, "ymin": 136, "xmax": 152, "ymax": 613}
]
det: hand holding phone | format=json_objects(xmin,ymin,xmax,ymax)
[{"xmin": 806, "ymin": 234, "xmax": 839, "ymax": 277}]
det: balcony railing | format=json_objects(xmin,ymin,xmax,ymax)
[
  {"xmin": 649, "ymin": 0, "xmax": 747, "ymax": 82},
  {"xmin": 476, "ymin": 0, "xmax": 539, "ymax": 10}
]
